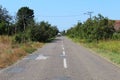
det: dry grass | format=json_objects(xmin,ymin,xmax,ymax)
[
  {"xmin": 32, "ymin": 42, "xmax": 44, "ymax": 48},
  {"xmin": 0, "ymin": 48, "xmax": 26, "ymax": 68},
  {"xmin": 0, "ymin": 36, "xmax": 44, "ymax": 68}
]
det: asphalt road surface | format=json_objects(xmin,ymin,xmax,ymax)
[{"xmin": 0, "ymin": 37, "xmax": 120, "ymax": 80}]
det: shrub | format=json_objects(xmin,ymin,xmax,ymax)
[
  {"xmin": 112, "ymin": 32, "xmax": 120, "ymax": 40},
  {"xmin": 14, "ymin": 33, "xmax": 29, "ymax": 43}
]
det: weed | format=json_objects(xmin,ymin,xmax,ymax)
[
  {"xmin": 84, "ymin": 40, "xmax": 120, "ymax": 65},
  {"xmin": 0, "ymin": 36, "xmax": 44, "ymax": 68}
]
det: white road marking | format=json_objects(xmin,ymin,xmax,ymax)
[
  {"xmin": 36, "ymin": 54, "xmax": 48, "ymax": 60},
  {"xmin": 62, "ymin": 47, "xmax": 64, "ymax": 50},
  {"xmin": 63, "ymin": 58, "xmax": 67, "ymax": 69},
  {"xmin": 61, "ymin": 38, "xmax": 68, "ymax": 69},
  {"xmin": 63, "ymin": 51, "xmax": 65, "ymax": 56}
]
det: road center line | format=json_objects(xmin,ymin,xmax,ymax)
[
  {"xmin": 62, "ymin": 47, "xmax": 64, "ymax": 50},
  {"xmin": 63, "ymin": 58, "xmax": 67, "ymax": 69},
  {"xmin": 63, "ymin": 51, "xmax": 65, "ymax": 56},
  {"xmin": 61, "ymin": 38, "xmax": 67, "ymax": 69}
]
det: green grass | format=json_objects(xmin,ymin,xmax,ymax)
[
  {"xmin": 70, "ymin": 37, "xmax": 120, "ymax": 66},
  {"xmin": 82, "ymin": 40, "xmax": 120, "ymax": 65}
]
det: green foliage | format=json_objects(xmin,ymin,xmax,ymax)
[
  {"xmin": 0, "ymin": 5, "xmax": 59, "ymax": 43},
  {"xmin": 0, "ymin": 5, "xmax": 11, "ymax": 35},
  {"xmin": 0, "ymin": 22, "xmax": 6, "ymax": 35},
  {"xmin": 30, "ymin": 21, "xmax": 59, "ymax": 42},
  {"xmin": 16, "ymin": 7, "xmax": 34, "ymax": 32},
  {"xmin": 14, "ymin": 33, "xmax": 29, "ymax": 43},
  {"xmin": 85, "ymin": 40, "xmax": 120, "ymax": 65},
  {"xmin": 112, "ymin": 32, "xmax": 120, "ymax": 40},
  {"xmin": 67, "ymin": 14, "xmax": 117, "ymax": 42},
  {"xmin": 0, "ymin": 6, "xmax": 11, "ymax": 23}
]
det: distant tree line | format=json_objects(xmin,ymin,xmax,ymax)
[
  {"xmin": 66, "ymin": 14, "xmax": 120, "ymax": 42},
  {"xmin": 0, "ymin": 5, "xmax": 59, "ymax": 42}
]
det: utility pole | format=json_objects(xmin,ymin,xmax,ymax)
[{"xmin": 84, "ymin": 11, "xmax": 93, "ymax": 19}]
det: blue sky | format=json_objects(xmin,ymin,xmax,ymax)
[{"xmin": 0, "ymin": 0, "xmax": 120, "ymax": 31}]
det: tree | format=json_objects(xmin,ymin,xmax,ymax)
[
  {"xmin": 0, "ymin": 6, "xmax": 11, "ymax": 23},
  {"xmin": 66, "ymin": 14, "xmax": 116, "ymax": 42},
  {"xmin": 30, "ymin": 21, "xmax": 59, "ymax": 42},
  {"xmin": 16, "ymin": 7, "xmax": 34, "ymax": 32},
  {"xmin": 0, "ymin": 5, "xmax": 11, "ymax": 35}
]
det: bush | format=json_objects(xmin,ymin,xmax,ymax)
[
  {"xmin": 30, "ymin": 21, "xmax": 58, "ymax": 42},
  {"xmin": 112, "ymin": 32, "xmax": 120, "ymax": 40},
  {"xmin": 66, "ymin": 14, "xmax": 116, "ymax": 42},
  {"xmin": 14, "ymin": 33, "xmax": 29, "ymax": 43}
]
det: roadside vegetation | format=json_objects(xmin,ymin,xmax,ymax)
[
  {"xmin": 66, "ymin": 14, "xmax": 120, "ymax": 66},
  {"xmin": 0, "ymin": 5, "xmax": 59, "ymax": 68},
  {"xmin": 0, "ymin": 36, "xmax": 44, "ymax": 68},
  {"xmin": 81, "ymin": 40, "xmax": 120, "ymax": 66}
]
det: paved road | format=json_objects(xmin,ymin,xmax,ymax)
[{"xmin": 0, "ymin": 37, "xmax": 120, "ymax": 80}]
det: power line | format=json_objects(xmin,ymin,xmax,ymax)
[
  {"xmin": 84, "ymin": 11, "xmax": 94, "ymax": 19},
  {"xmin": 36, "ymin": 15, "xmax": 81, "ymax": 18}
]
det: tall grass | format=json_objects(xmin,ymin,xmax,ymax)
[
  {"xmin": 83, "ymin": 40, "xmax": 120, "ymax": 65},
  {"xmin": 0, "ymin": 36, "xmax": 44, "ymax": 68}
]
